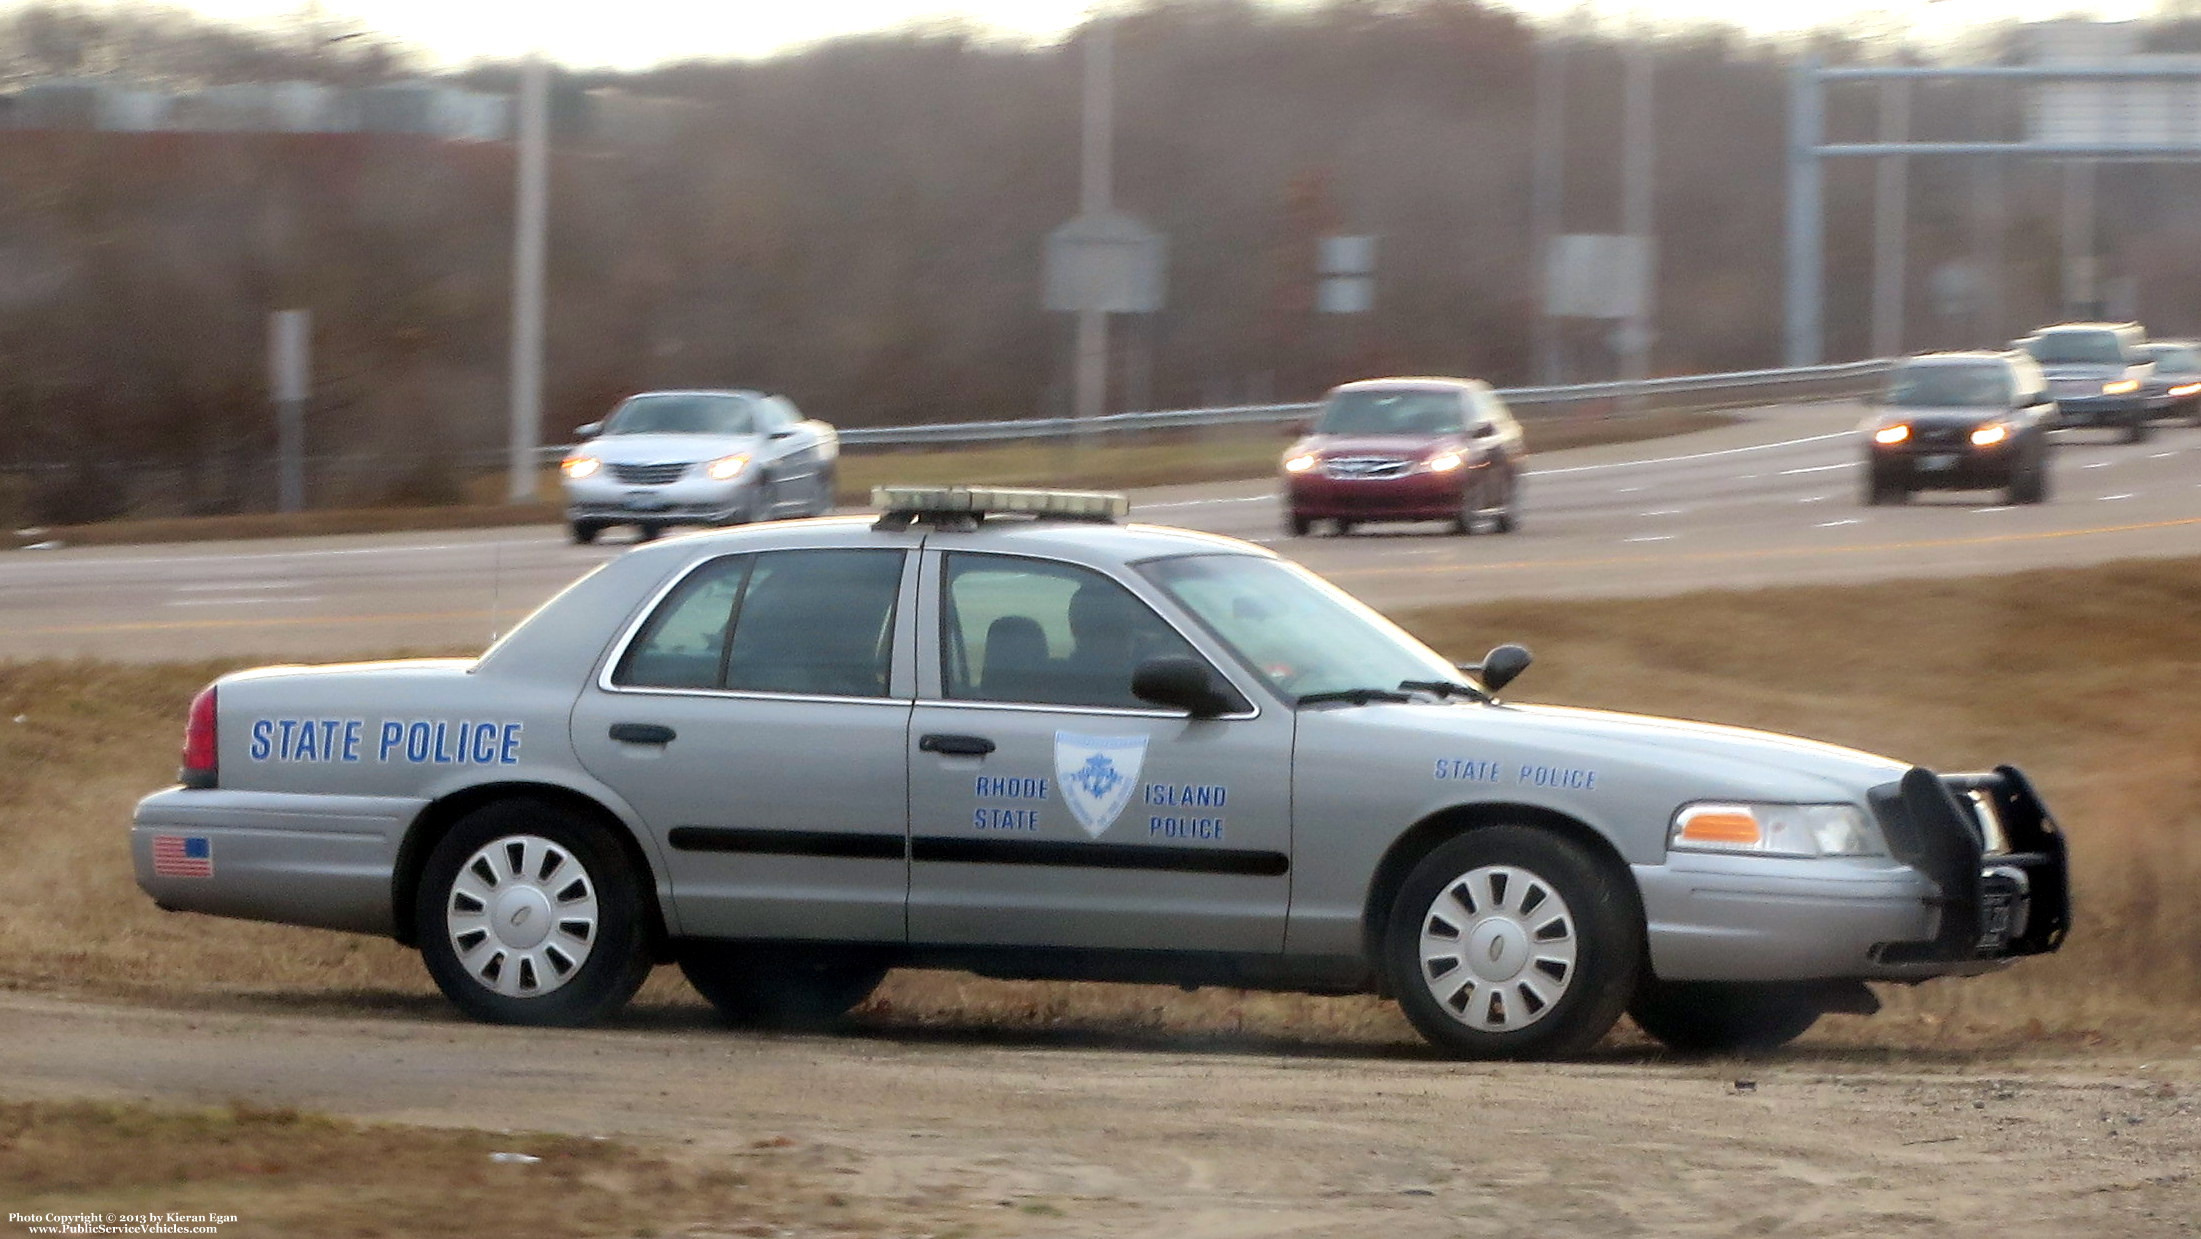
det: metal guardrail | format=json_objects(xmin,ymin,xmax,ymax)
[{"xmin": 824, "ymin": 359, "xmax": 1888, "ymax": 450}]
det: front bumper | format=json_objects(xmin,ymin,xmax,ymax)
[
  {"xmin": 1869, "ymin": 439, "xmax": 2022, "ymax": 489},
  {"xmin": 1286, "ymin": 469, "xmax": 1470, "ymax": 520},
  {"xmin": 563, "ymin": 472, "xmax": 756, "ymax": 526},
  {"xmin": 1637, "ymin": 765, "xmax": 2069, "ymax": 983}
]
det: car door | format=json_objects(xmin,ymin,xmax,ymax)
[
  {"xmin": 905, "ymin": 549, "xmax": 1295, "ymax": 952},
  {"xmin": 752, "ymin": 397, "xmax": 824, "ymax": 516},
  {"xmin": 571, "ymin": 543, "xmax": 919, "ymax": 941}
]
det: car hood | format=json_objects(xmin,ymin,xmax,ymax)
[
  {"xmin": 1293, "ymin": 434, "xmax": 1458, "ymax": 457},
  {"xmin": 577, "ymin": 432, "xmax": 761, "ymax": 464},
  {"xmin": 1328, "ymin": 698, "xmax": 1910, "ymax": 802}
]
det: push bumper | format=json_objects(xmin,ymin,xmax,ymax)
[
  {"xmin": 1637, "ymin": 765, "xmax": 2069, "ymax": 983},
  {"xmin": 132, "ymin": 787, "xmax": 419, "ymax": 936}
]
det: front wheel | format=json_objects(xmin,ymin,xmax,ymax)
[
  {"xmin": 2126, "ymin": 419, "xmax": 2151, "ymax": 444},
  {"xmin": 1628, "ymin": 980, "xmax": 1825, "ymax": 1055},
  {"xmin": 416, "ymin": 799, "xmax": 653, "ymax": 1027},
  {"xmin": 1284, "ymin": 511, "xmax": 1312, "ymax": 537},
  {"xmin": 568, "ymin": 520, "xmax": 602, "ymax": 546},
  {"xmin": 677, "ymin": 944, "xmax": 888, "ymax": 1029},
  {"xmin": 1491, "ymin": 473, "xmax": 1521, "ymax": 534},
  {"xmin": 1383, "ymin": 826, "xmax": 1641, "ymax": 1060}
]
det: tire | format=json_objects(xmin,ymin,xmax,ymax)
[
  {"xmin": 2126, "ymin": 419, "xmax": 2151, "ymax": 444},
  {"xmin": 1383, "ymin": 826, "xmax": 1642, "ymax": 1060},
  {"xmin": 415, "ymin": 799, "xmax": 653, "ymax": 1027},
  {"xmin": 1628, "ymin": 980, "xmax": 1825, "ymax": 1055},
  {"xmin": 568, "ymin": 520, "xmax": 602, "ymax": 546},
  {"xmin": 1450, "ymin": 485, "xmax": 1479, "ymax": 537},
  {"xmin": 1334, "ymin": 519, "xmax": 1356, "ymax": 537},
  {"xmin": 677, "ymin": 943, "xmax": 888, "ymax": 1030},
  {"xmin": 2007, "ymin": 458, "xmax": 2048, "ymax": 506},
  {"xmin": 1285, "ymin": 512, "xmax": 1312, "ymax": 537},
  {"xmin": 812, "ymin": 464, "xmax": 839, "ymax": 516},
  {"xmin": 1492, "ymin": 473, "xmax": 1521, "ymax": 534},
  {"xmin": 1863, "ymin": 470, "xmax": 1907, "ymax": 506},
  {"xmin": 636, "ymin": 522, "xmax": 663, "ymax": 542}
]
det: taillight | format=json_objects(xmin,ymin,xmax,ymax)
[{"xmin": 180, "ymin": 685, "xmax": 218, "ymax": 788}]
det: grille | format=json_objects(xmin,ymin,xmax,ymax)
[
  {"xmin": 1323, "ymin": 456, "xmax": 1413, "ymax": 480},
  {"xmin": 2049, "ymin": 379, "xmax": 2096, "ymax": 395},
  {"xmin": 608, "ymin": 462, "xmax": 690, "ymax": 485},
  {"xmin": 1913, "ymin": 426, "xmax": 1967, "ymax": 447}
]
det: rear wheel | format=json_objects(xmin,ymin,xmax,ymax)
[
  {"xmin": 1491, "ymin": 473, "xmax": 1521, "ymax": 534},
  {"xmin": 1628, "ymin": 980, "xmax": 1825, "ymax": 1055},
  {"xmin": 1383, "ymin": 826, "xmax": 1641, "ymax": 1060},
  {"xmin": 1449, "ymin": 485, "xmax": 1480, "ymax": 536},
  {"xmin": 416, "ymin": 799, "xmax": 652, "ymax": 1027},
  {"xmin": 812, "ymin": 463, "xmax": 839, "ymax": 516},
  {"xmin": 1334, "ymin": 519, "xmax": 1357, "ymax": 537},
  {"xmin": 677, "ymin": 943, "xmax": 888, "ymax": 1029},
  {"xmin": 568, "ymin": 520, "xmax": 602, "ymax": 546},
  {"xmin": 1285, "ymin": 512, "xmax": 1312, "ymax": 537},
  {"xmin": 636, "ymin": 522, "xmax": 663, "ymax": 542}
]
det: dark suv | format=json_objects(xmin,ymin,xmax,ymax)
[
  {"xmin": 1863, "ymin": 352, "xmax": 2056, "ymax": 506},
  {"xmin": 2015, "ymin": 322, "xmax": 2161, "ymax": 443},
  {"xmin": 1280, "ymin": 378, "xmax": 1526, "ymax": 537}
]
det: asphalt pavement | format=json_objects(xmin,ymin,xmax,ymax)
[{"xmin": 3, "ymin": 402, "xmax": 2197, "ymax": 661}]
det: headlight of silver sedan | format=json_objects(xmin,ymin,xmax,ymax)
[{"xmin": 1669, "ymin": 802, "xmax": 1887, "ymax": 858}]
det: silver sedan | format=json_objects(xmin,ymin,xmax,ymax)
[{"xmin": 559, "ymin": 389, "xmax": 838, "ymax": 543}]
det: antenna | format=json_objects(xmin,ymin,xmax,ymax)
[{"xmin": 488, "ymin": 542, "xmax": 503, "ymax": 646}]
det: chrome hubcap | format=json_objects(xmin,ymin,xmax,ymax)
[
  {"xmin": 1417, "ymin": 864, "xmax": 1578, "ymax": 1033},
  {"xmin": 446, "ymin": 835, "xmax": 598, "ymax": 998}
]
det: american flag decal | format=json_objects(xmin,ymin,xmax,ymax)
[{"xmin": 151, "ymin": 835, "xmax": 213, "ymax": 878}]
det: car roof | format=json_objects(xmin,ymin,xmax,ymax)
[
  {"xmin": 616, "ymin": 388, "xmax": 769, "ymax": 400},
  {"xmin": 2029, "ymin": 322, "xmax": 2140, "ymax": 334},
  {"xmin": 1327, "ymin": 376, "xmax": 1483, "ymax": 394},
  {"xmin": 617, "ymin": 512, "xmax": 1275, "ymax": 566}
]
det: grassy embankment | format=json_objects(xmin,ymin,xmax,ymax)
[
  {"xmin": 12, "ymin": 409, "xmax": 1728, "ymax": 549},
  {"xmin": 2, "ymin": 555, "xmax": 2195, "ymax": 1053},
  {"xmin": 0, "ymin": 1097, "xmax": 892, "ymax": 1238}
]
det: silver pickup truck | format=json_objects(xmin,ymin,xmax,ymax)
[{"xmin": 134, "ymin": 486, "xmax": 2069, "ymax": 1059}]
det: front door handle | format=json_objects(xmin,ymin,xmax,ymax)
[
  {"xmin": 609, "ymin": 722, "xmax": 677, "ymax": 745},
  {"xmin": 918, "ymin": 733, "xmax": 995, "ymax": 757}
]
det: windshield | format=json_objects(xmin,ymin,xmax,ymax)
[
  {"xmin": 1315, "ymin": 389, "xmax": 1466, "ymax": 436},
  {"xmin": 602, "ymin": 393, "xmax": 756, "ymax": 436},
  {"xmin": 1139, "ymin": 554, "xmax": 1465, "ymax": 699},
  {"xmin": 2023, "ymin": 333, "xmax": 2125, "ymax": 366},
  {"xmin": 2146, "ymin": 344, "xmax": 2201, "ymax": 371},
  {"xmin": 1884, "ymin": 364, "xmax": 2011, "ymax": 409}
]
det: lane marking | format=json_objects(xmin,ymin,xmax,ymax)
[
  {"xmin": 2150, "ymin": 452, "xmax": 2176, "ymax": 460},
  {"xmin": 1138, "ymin": 495, "xmax": 1274, "ymax": 511},
  {"xmin": 0, "ymin": 535, "xmax": 576, "ymax": 577},
  {"xmin": 1815, "ymin": 519, "xmax": 1862, "ymax": 528},
  {"xmin": 165, "ymin": 596, "xmax": 322, "ymax": 608},
  {"xmin": 1640, "ymin": 508, "xmax": 1685, "ymax": 517},
  {"xmin": 2099, "ymin": 493, "xmax": 2135, "ymax": 501},
  {"xmin": 171, "ymin": 581, "xmax": 308, "ymax": 593},
  {"xmin": 1972, "ymin": 507, "xmax": 2013, "ymax": 514},
  {"xmin": 1798, "ymin": 495, "xmax": 1830, "ymax": 503},
  {"xmin": 1326, "ymin": 514, "xmax": 2201, "ymax": 583},
  {"xmin": 2084, "ymin": 461, "xmax": 2113, "ymax": 469},
  {"xmin": 10, "ymin": 608, "xmax": 498, "ymax": 637},
  {"xmin": 1780, "ymin": 463, "xmax": 1852, "ymax": 476},
  {"xmin": 1624, "ymin": 535, "xmax": 1675, "ymax": 543},
  {"xmin": 1523, "ymin": 430, "xmax": 1853, "ymax": 477}
]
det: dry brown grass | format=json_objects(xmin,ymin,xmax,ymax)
[
  {"xmin": 2, "ymin": 554, "xmax": 2196, "ymax": 1053},
  {"xmin": 13, "ymin": 410, "xmax": 1730, "ymax": 550},
  {"xmin": 0, "ymin": 1097, "xmax": 887, "ymax": 1238}
]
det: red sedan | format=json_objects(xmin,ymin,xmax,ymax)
[{"xmin": 1281, "ymin": 378, "xmax": 1527, "ymax": 536}]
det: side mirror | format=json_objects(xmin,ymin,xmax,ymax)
[
  {"xmin": 767, "ymin": 427, "xmax": 796, "ymax": 439},
  {"xmin": 574, "ymin": 421, "xmax": 602, "ymax": 439},
  {"xmin": 1471, "ymin": 422, "xmax": 1498, "ymax": 439},
  {"xmin": 1286, "ymin": 419, "xmax": 1312, "ymax": 439},
  {"xmin": 1461, "ymin": 644, "xmax": 1533, "ymax": 695},
  {"xmin": 1132, "ymin": 657, "xmax": 1240, "ymax": 718}
]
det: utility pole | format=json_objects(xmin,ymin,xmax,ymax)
[
  {"xmin": 506, "ymin": 54, "xmax": 549, "ymax": 502},
  {"xmin": 1619, "ymin": 31, "xmax": 1655, "ymax": 398},
  {"xmin": 1530, "ymin": 35, "xmax": 1568, "ymax": 384},
  {"xmin": 1072, "ymin": 17, "xmax": 1115, "ymax": 432},
  {"xmin": 1871, "ymin": 79, "xmax": 1910, "ymax": 358}
]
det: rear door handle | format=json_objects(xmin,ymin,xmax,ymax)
[
  {"xmin": 919, "ymin": 733, "xmax": 995, "ymax": 757},
  {"xmin": 609, "ymin": 722, "xmax": 677, "ymax": 745}
]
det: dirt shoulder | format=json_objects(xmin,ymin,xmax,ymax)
[{"xmin": 1, "ymin": 990, "xmax": 2193, "ymax": 1239}]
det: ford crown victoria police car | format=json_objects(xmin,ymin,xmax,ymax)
[{"xmin": 133, "ymin": 487, "xmax": 2069, "ymax": 1059}]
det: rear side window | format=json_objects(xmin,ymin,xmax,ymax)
[{"xmin": 615, "ymin": 550, "xmax": 904, "ymax": 697}]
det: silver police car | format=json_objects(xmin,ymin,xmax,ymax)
[{"xmin": 133, "ymin": 487, "xmax": 2068, "ymax": 1059}]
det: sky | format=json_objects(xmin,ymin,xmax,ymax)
[{"xmin": 37, "ymin": 0, "xmax": 2172, "ymax": 69}]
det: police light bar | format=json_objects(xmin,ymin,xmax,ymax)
[{"xmin": 871, "ymin": 484, "xmax": 1129, "ymax": 526}]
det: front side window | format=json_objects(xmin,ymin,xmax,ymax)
[
  {"xmin": 603, "ymin": 393, "xmax": 756, "ymax": 436},
  {"xmin": 941, "ymin": 554, "xmax": 1199, "ymax": 709},
  {"xmin": 1140, "ymin": 554, "xmax": 1463, "ymax": 699},
  {"xmin": 616, "ymin": 549, "xmax": 904, "ymax": 696}
]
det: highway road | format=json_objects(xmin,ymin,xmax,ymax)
[{"xmin": 3, "ymin": 402, "xmax": 2198, "ymax": 662}]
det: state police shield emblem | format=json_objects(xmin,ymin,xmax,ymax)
[{"xmin": 1054, "ymin": 730, "xmax": 1148, "ymax": 838}]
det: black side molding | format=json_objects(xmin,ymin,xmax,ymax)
[
  {"xmin": 668, "ymin": 827, "xmax": 903, "ymax": 860},
  {"xmin": 665, "ymin": 827, "xmax": 1287, "ymax": 877}
]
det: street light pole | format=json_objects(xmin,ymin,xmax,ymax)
[
  {"xmin": 1531, "ymin": 34, "xmax": 1568, "ymax": 385},
  {"xmin": 506, "ymin": 54, "xmax": 549, "ymax": 503},
  {"xmin": 1072, "ymin": 16, "xmax": 1115, "ymax": 433},
  {"xmin": 1619, "ymin": 27, "xmax": 1655, "ymax": 400}
]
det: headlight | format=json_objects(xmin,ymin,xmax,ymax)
[
  {"xmin": 1424, "ymin": 450, "xmax": 1466, "ymax": 473},
  {"xmin": 1969, "ymin": 422, "xmax": 2009, "ymax": 447},
  {"xmin": 560, "ymin": 455, "xmax": 600, "ymax": 480},
  {"xmin": 2102, "ymin": 378, "xmax": 2140, "ymax": 395},
  {"xmin": 2169, "ymin": 382, "xmax": 2201, "ymax": 397},
  {"xmin": 705, "ymin": 453, "xmax": 751, "ymax": 481},
  {"xmin": 1872, "ymin": 424, "xmax": 1910, "ymax": 446},
  {"xmin": 1670, "ymin": 802, "xmax": 1887, "ymax": 858},
  {"xmin": 1283, "ymin": 453, "xmax": 1319, "ymax": 474}
]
